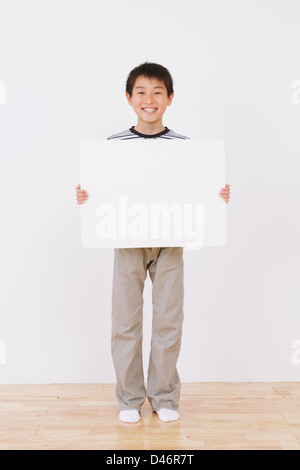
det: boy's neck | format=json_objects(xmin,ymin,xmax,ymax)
[{"xmin": 133, "ymin": 121, "xmax": 166, "ymax": 135}]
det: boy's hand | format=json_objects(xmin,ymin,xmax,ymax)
[
  {"xmin": 219, "ymin": 184, "xmax": 231, "ymax": 203},
  {"xmin": 75, "ymin": 184, "xmax": 89, "ymax": 205}
]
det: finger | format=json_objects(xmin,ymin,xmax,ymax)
[{"xmin": 75, "ymin": 184, "xmax": 81, "ymax": 189}]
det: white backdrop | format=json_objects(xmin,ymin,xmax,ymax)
[{"xmin": 0, "ymin": 0, "xmax": 299, "ymax": 383}]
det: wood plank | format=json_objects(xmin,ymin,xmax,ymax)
[{"xmin": 0, "ymin": 383, "xmax": 300, "ymax": 450}]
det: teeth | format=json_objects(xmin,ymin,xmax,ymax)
[{"xmin": 143, "ymin": 108, "xmax": 157, "ymax": 112}]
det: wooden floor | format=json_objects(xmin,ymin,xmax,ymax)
[{"xmin": 0, "ymin": 383, "xmax": 300, "ymax": 450}]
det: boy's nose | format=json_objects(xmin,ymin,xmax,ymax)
[{"xmin": 143, "ymin": 94, "xmax": 155, "ymax": 100}]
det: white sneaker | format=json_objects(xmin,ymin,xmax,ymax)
[
  {"xmin": 156, "ymin": 408, "xmax": 179, "ymax": 422},
  {"xmin": 119, "ymin": 409, "xmax": 140, "ymax": 423}
]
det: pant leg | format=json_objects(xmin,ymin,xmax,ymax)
[
  {"xmin": 146, "ymin": 247, "xmax": 184, "ymax": 411},
  {"xmin": 111, "ymin": 247, "xmax": 149, "ymax": 410}
]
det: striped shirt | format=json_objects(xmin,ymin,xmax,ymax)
[{"xmin": 107, "ymin": 126, "xmax": 190, "ymax": 140}]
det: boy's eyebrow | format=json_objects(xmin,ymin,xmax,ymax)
[{"xmin": 134, "ymin": 86, "xmax": 165, "ymax": 89}]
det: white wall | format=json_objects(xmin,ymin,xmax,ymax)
[{"xmin": 0, "ymin": 0, "xmax": 300, "ymax": 383}]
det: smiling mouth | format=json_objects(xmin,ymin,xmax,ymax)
[{"xmin": 142, "ymin": 108, "xmax": 158, "ymax": 113}]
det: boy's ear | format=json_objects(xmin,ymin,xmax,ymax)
[
  {"xmin": 125, "ymin": 91, "xmax": 132, "ymax": 106},
  {"xmin": 167, "ymin": 92, "xmax": 174, "ymax": 106}
]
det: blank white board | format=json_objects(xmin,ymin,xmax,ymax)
[{"xmin": 80, "ymin": 139, "xmax": 226, "ymax": 249}]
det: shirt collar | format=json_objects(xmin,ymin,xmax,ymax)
[{"xmin": 129, "ymin": 126, "xmax": 170, "ymax": 138}]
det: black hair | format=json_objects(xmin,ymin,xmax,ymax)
[{"xmin": 126, "ymin": 62, "xmax": 174, "ymax": 98}]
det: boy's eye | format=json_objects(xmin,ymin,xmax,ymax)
[{"xmin": 137, "ymin": 92, "xmax": 161, "ymax": 94}]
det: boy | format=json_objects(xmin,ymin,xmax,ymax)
[{"xmin": 76, "ymin": 62, "xmax": 231, "ymax": 423}]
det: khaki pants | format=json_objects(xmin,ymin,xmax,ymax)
[{"xmin": 111, "ymin": 247, "xmax": 184, "ymax": 411}]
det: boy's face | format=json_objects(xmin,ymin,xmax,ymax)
[{"xmin": 125, "ymin": 75, "xmax": 174, "ymax": 126}]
